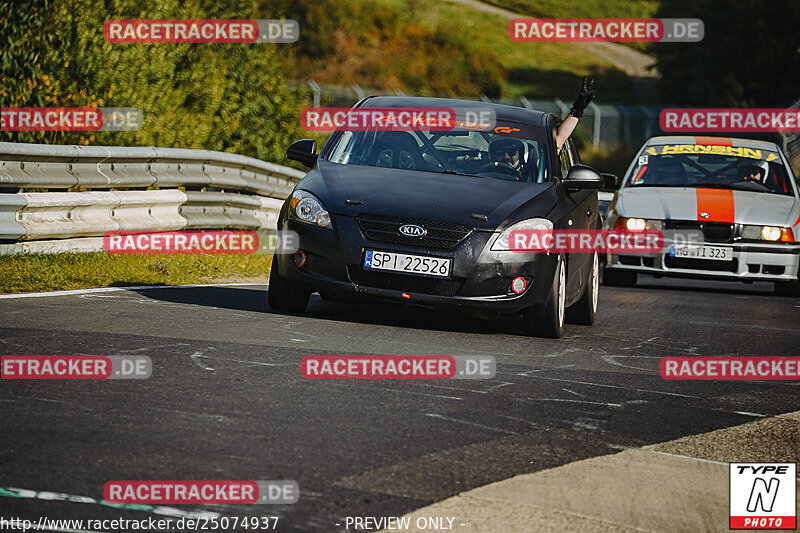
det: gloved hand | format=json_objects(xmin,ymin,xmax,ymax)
[{"xmin": 569, "ymin": 76, "xmax": 596, "ymax": 118}]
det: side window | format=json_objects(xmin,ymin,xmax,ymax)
[
  {"xmin": 559, "ymin": 144, "xmax": 571, "ymax": 177},
  {"xmin": 567, "ymin": 139, "xmax": 581, "ymax": 165}
]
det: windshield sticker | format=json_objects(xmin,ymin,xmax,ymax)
[
  {"xmin": 657, "ymin": 144, "xmax": 777, "ymax": 161},
  {"xmin": 638, "ymin": 155, "xmax": 649, "ymax": 166}
]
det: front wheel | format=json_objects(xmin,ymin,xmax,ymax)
[
  {"xmin": 267, "ymin": 262, "xmax": 310, "ymax": 313},
  {"xmin": 524, "ymin": 255, "xmax": 566, "ymax": 338},
  {"xmin": 567, "ymin": 252, "xmax": 598, "ymax": 325}
]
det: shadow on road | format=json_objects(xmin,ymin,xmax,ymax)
[{"xmin": 130, "ymin": 284, "xmax": 521, "ymax": 335}]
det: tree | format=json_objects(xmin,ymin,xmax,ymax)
[
  {"xmin": 1, "ymin": 0, "xmax": 305, "ymax": 163},
  {"xmin": 651, "ymin": 0, "xmax": 800, "ymax": 107}
]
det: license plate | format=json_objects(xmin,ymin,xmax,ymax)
[
  {"xmin": 669, "ymin": 244, "xmax": 733, "ymax": 261},
  {"xmin": 364, "ymin": 250, "xmax": 452, "ymax": 278}
]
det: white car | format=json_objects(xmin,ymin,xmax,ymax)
[{"xmin": 604, "ymin": 136, "xmax": 800, "ymax": 295}]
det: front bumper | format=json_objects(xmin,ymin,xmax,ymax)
[
  {"xmin": 274, "ymin": 215, "xmax": 558, "ymax": 314},
  {"xmin": 606, "ymin": 240, "xmax": 800, "ymax": 281}
]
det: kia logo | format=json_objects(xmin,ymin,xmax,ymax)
[{"xmin": 399, "ymin": 224, "xmax": 427, "ymax": 237}]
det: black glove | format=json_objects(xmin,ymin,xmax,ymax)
[{"xmin": 569, "ymin": 76, "xmax": 595, "ymax": 118}]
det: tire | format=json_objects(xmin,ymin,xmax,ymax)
[
  {"xmin": 774, "ymin": 280, "xmax": 800, "ymax": 296},
  {"xmin": 567, "ymin": 251, "xmax": 599, "ymax": 325},
  {"xmin": 602, "ymin": 267, "xmax": 637, "ymax": 287},
  {"xmin": 267, "ymin": 262, "xmax": 310, "ymax": 313},
  {"xmin": 524, "ymin": 254, "xmax": 566, "ymax": 339}
]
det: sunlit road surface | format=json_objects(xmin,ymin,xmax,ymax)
[{"xmin": 1, "ymin": 275, "xmax": 798, "ymax": 531}]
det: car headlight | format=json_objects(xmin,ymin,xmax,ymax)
[
  {"xmin": 491, "ymin": 218, "xmax": 553, "ymax": 251},
  {"xmin": 613, "ymin": 217, "xmax": 662, "ymax": 232},
  {"xmin": 740, "ymin": 225, "xmax": 795, "ymax": 242},
  {"xmin": 289, "ymin": 190, "xmax": 332, "ymax": 229}
]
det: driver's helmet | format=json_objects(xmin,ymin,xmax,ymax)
[
  {"xmin": 738, "ymin": 160, "xmax": 769, "ymax": 183},
  {"xmin": 489, "ymin": 138, "xmax": 526, "ymax": 168}
]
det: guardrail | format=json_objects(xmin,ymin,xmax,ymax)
[{"xmin": 0, "ymin": 143, "xmax": 305, "ymax": 253}]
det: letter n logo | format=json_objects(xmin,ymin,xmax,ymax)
[{"xmin": 747, "ymin": 478, "xmax": 779, "ymax": 512}]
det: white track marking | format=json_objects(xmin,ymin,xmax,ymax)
[
  {"xmin": 527, "ymin": 375, "xmax": 698, "ymax": 398},
  {"xmin": 425, "ymin": 413, "xmax": 518, "ymax": 435},
  {"xmin": 647, "ymin": 450, "xmax": 728, "ymax": 466},
  {"xmin": 189, "ymin": 351, "xmax": 215, "ymax": 371},
  {"xmin": 0, "ymin": 282, "xmax": 267, "ymax": 299}
]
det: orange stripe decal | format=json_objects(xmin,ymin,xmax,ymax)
[
  {"xmin": 693, "ymin": 136, "xmax": 732, "ymax": 146},
  {"xmin": 696, "ymin": 188, "xmax": 735, "ymax": 222}
]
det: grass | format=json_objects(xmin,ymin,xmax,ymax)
[
  {"xmin": 0, "ymin": 253, "xmax": 272, "ymax": 294},
  {"xmin": 383, "ymin": 0, "xmax": 635, "ymax": 101},
  {"xmin": 285, "ymin": 0, "xmax": 641, "ymax": 103},
  {"xmin": 481, "ymin": 0, "xmax": 660, "ymax": 52}
]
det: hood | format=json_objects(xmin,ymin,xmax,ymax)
[
  {"xmin": 617, "ymin": 186, "xmax": 800, "ymax": 226},
  {"xmin": 302, "ymin": 160, "xmax": 558, "ymax": 230}
]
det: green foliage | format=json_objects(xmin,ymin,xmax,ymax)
[
  {"xmin": 480, "ymin": 0, "xmax": 659, "ymax": 51},
  {"xmin": 0, "ymin": 252, "xmax": 273, "ymax": 293},
  {"xmin": 1, "ymin": 0, "xmax": 305, "ymax": 163},
  {"xmin": 280, "ymin": 0, "xmax": 507, "ymax": 97},
  {"xmin": 651, "ymin": 0, "xmax": 800, "ymax": 106}
]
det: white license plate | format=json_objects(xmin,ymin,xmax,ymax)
[
  {"xmin": 669, "ymin": 244, "xmax": 733, "ymax": 261},
  {"xmin": 364, "ymin": 250, "xmax": 452, "ymax": 278}
]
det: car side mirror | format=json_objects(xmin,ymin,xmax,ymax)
[
  {"xmin": 287, "ymin": 139, "xmax": 318, "ymax": 168},
  {"xmin": 564, "ymin": 164, "xmax": 603, "ymax": 189},
  {"xmin": 601, "ymin": 173, "xmax": 621, "ymax": 189}
]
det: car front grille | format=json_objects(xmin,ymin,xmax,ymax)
[
  {"xmin": 355, "ymin": 213, "xmax": 472, "ymax": 250},
  {"xmin": 347, "ymin": 265, "xmax": 464, "ymax": 296},
  {"xmin": 668, "ymin": 221, "xmax": 734, "ymax": 243}
]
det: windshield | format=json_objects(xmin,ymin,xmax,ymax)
[
  {"xmin": 324, "ymin": 116, "xmax": 551, "ymax": 183},
  {"xmin": 627, "ymin": 144, "xmax": 795, "ymax": 196}
]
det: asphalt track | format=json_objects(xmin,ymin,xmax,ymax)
[{"xmin": 1, "ymin": 274, "xmax": 799, "ymax": 532}]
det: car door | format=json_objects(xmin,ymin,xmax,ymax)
[{"xmin": 560, "ymin": 139, "xmax": 594, "ymax": 301}]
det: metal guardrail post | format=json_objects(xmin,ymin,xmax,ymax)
[
  {"xmin": 352, "ymin": 84, "xmax": 366, "ymax": 100},
  {"xmin": 553, "ymin": 98, "xmax": 569, "ymax": 117},
  {"xmin": 639, "ymin": 105, "xmax": 656, "ymax": 139},
  {"xmin": 308, "ymin": 80, "xmax": 321, "ymax": 108},
  {"xmin": 587, "ymin": 102, "xmax": 602, "ymax": 148}
]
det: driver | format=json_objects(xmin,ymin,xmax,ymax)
[
  {"xmin": 488, "ymin": 138, "xmax": 528, "ymax": 180},
  {"xmin": 739, "ymin": 162, "xmax": 767, "ymax": 183}
]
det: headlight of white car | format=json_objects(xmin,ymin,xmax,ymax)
[
  {"xmin": 491, "ymin": 218, "xmax": 553, "ymax": 251},
  {"xmin": 740, "ymin": 225, "xmax": 794, "ymax": 242},
  {"xmin": 289, "ymin": 190, "xmax": 332, "ymax": 229}
]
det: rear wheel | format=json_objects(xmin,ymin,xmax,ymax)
[
  {"xmin": 602, "ymin": 267, "xmax": 637, "ymax": 287},
  {"xmin": 524, "ymin": 255, "xmax": 565, "ymax": 339},
  {"xmin": 774, "ymin": 280, "xmax": 800, "ymax": 296},
  {"xmin": 567, "ymin": 252, "xmax": 598, "ymax": 325},
  {"xmin": 267, "ymin": 263, "xmax": 310, "ymax": 312}
]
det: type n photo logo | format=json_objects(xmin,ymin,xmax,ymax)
[{"xmin": 730, "ymin": 463, "xmax": 796, "ymax": 530}]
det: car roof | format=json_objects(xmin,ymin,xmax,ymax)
[
  {"xmin": 645, "ymin": 135, "xmax": 780, "ymax": 151},
  {"xmin": 357, "ymin": 96, "xmax": 551, "ymax": 128}
]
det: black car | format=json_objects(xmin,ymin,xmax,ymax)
[{"xmin": 268, "ymin": 96, "xmax": 604, "ymax": 338}]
